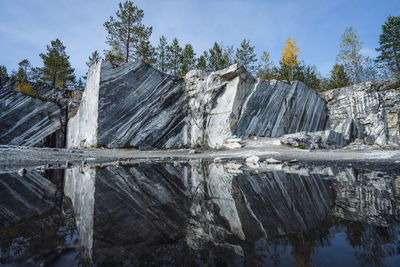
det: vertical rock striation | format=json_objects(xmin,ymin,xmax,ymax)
[
  {"xmin": 185, "ymin": 65, "xmax": 256, "ymax": 148},
  {"xmin": 321, "ymin": 82, "xmax": 400, "ymax": 146}
]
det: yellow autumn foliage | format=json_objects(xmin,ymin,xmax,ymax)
[
  {"xmin": 15, "ymin": 81, "xmax": 36, "ymax": 97},
  {"xmin": 67, "ymin": 89, "xmax": 79, "ymax": 99},
  {"xmin": 281, "ymin": 37, "xmax": 300, "ymax": 82}
]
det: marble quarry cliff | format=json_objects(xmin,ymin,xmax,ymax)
[
  {"xmin": 0, "ymin": 60, "xmax": 399, "ymax": 149},
  {"xmin": 0, "ymin": 80, "xmax": 71, "ymax": 147},
  {"xmin": 67, "ymin": 62, "xmax": 328, "ymax": 149}
]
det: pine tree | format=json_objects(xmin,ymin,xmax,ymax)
[
  {"xmin": 156, "ymin": 35, "xmax": 168, "ymax": 72},
  {"xmin": 375, "ymin": 16, "xmax": 400, "ymax": 80},
  {"xmin": 281, "ymin": 37, "xmax": 300, "ymax": 83},
  {"xmin": 257, "ymin": 51, "xmax": 275, "ymax": 80},
  {"xmin": 83, "ymin": 50, "xmax": 102, "ymax": 80},
  {"xmin": 76, "ymin": 77, "xmax": 85, "ymax": 90},
  {"xmin": 235, "ymin": 39, "xmax": 257, "ymax": 73},
  {"xmin": 337, "ymin": 27, "xmax": 363, "ymax": 84},
  {"xmin": 104, "ymin": 42, "xmax": 125, "ymax": 67},
  {"xmin": 0, "ymin": 65, "xmax": 8, "ymax": 85},
  {"xmin": 166, "ymin": 38, "xmax": 182, "ymax": 76},
  {"xmin": 11, "ymin": 59, "xmax": 31, "ymax": 81},
  {"xmin": 328, "ymin": 64, "xmax": 350, "ymax": 89},
  {"xmin": 86, "ymin": 50, "xmax": 102, "ymax": 68},
  {"xmin": 207, "ymin": 42, "xmax": 230, "ymax": 71},
  {"xmin": 136, "ymin": 39, "xmax": 156, "ymax": 65},
  {"xmin": 181, "ymin": 44, "xmax": 196, "ymax": 76},
  {"xmin": 197, "ymin": 52, "xmax": 207, "ymax": 70},
  {"xmin": 39, "ymin": 38, "xmax": 75, "ymax": 88},
  {"xmin": 104, "ymin": 0, "xmax": 152, "ymax": 63}
]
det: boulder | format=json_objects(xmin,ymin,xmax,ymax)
[
  {"xmin": 280, "ymin": 130, "xmax": 346, "ymax": 149},
  {"xmin": 321, "ymin": 81, "xmax": 400, "ymax": 146}
]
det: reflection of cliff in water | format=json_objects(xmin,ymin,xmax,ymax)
[
  {"xmin": 1, "ymin": 161, "xmax": 399, "ymax": 266},
  {"xmin": 0, "ymin": 170, "xmax": 78, "ymax": 264},
  {"xmin": 63, "ymin": 161, "xmax": 400, "ymax": 266}
]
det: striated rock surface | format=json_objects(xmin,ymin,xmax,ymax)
[
  {"xmin": 0, "ymin": 80, "xmax": 65, "ymax": 147},
  {"xmin": 185, "ymin": 65, "xmax": 255, "ymax": 148},
  {"xmin": 0, "ymin": 170, "xmax": 56, "ymax": 228},
  {"xmin": 186, "ymin": 65, "xmax": 327, "ymax": 148},
  {"xmin": 68, "ymin": 62, "xmax": 328, "ymax": 149},
  {"xmin": 321, "ymin": 81, "xmax": 400, "ymax": 146},
  {"xmin": 235, "ymin": 80, "xmax": 327, "ymax": 139},
  {"xmin": 67, "ymin": 61, "xmax": 187, "ymax": 149},
  {"xmin": 64, "ymin": 161, "xmax": 337, "ymax": 265},
  {"xmin": 330, "ymin": 168, "xmax": 400, "ymax": 226}
]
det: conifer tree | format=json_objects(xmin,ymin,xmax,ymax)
[
  {"xmin": 156, "ymin": 35, "xmax": 168, "ymax": 72},
  {"xmin": 328, "ymin": 64, "xmax": 350, "ymax": 89},
  {"xmin": 281, "ymin": 37, "xmax": 300, "ymax": 83},
  {"xmin": 104, "ymin": 42, "xmax": 125, "ymax": 67},
  {"xmin": 11, "ymin": 59, "xmax": 31, "ymax": 81},
  {"xmin": 197, "ymin": 52, "xmax": 207, "ymax": 70},
  {"xmin": 104, "ymin": 0, "xmax": 152, "ymax": 64},
  {"xmin": 207, "ymin": 42, "xmax": 230, "ymax": 71},
  {"xmin": 39, "ymin": 38, "xmax": 75, "ymax": 88},
  {"xmin": 136, "ymin": 39, "xmax": 156, "ymax": 65},
  {"xmin": 84, "ymin": 50, "xmax": 102, "ymax": 80},
  {"xmin": 181, "ymin": 44, "xmax": 196, "ymax": 76},
  {"xmin": 0, "ymin": 65, "xmax": 7, "ymax": 85},
  {"xmin": 375, "ymin": 16, "xmax": 400, "ymax": 80},
  {"xmin": 257, "ymin": 51, "xmax": 275, "ymax": 80},
  {"xmin": 86, "ymin": 50, "xmax": 102, "ymax": 68},
  {"xmin": 235, "ymin": 39, "xmax": 257, "ymax": 73},
  {"xmin": 166, "ymin": 38, "xmax": 182, "ymax": 76}
]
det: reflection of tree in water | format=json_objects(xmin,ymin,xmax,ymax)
[
  {"xmin": 345, "ymin": 221, "xmax": 400, "ymax": 266},
  {"xmin": 242, "ymin": 216, "xmax": 400, "ymax": 267}
]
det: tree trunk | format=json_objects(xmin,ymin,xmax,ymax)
[{"xmin": 393, "ymin": 47, "xmax": 400, "ymax": 80}]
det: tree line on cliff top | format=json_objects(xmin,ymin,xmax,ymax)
[{"xmin": 1, "ymin": 0, "xmax": 399, "ymax": 93}]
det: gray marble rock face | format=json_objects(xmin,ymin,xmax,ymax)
[
  {"xmin": 235, "ymin": 80, "xmax": 327, "ymax": 139},
  {"xmin": 0, "ymin": 80, "xmax": 65, "ymax": 147},
  {"xmin": 382, "ymin": 88, "xmax": 400, "ymax": 145},
  {"xmin": 0, "ymin": 170, "xmax": 56, "ymax": 228},
  {"xmin": 185, "ymin": 65, "xmax": 327, "ymax": 148},
  {"xmin": 280, "ymin": 130, "xmax": 346, "ymax": 149},
  {"xmin": 321, "ymin": 82, "xmax": 400, "ymax": 146},
  {"xmin": 330, "ymin": 168, "xmax": 400, "ymax": 226},
  {"xmin": 68, "ymin": 62, "xmax": 328, "ymax": 149},
  {"xmin": 64, "ymin": 161, "xmax": 335, "ymax": 265},
  {"xmin": 67, "ymin": 61, "xmax": 187, "ymax": 149}
]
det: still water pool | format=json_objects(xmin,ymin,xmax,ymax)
[{"xmin": 1, "ymin": 162, "xmax": 399, "ymax": 266}]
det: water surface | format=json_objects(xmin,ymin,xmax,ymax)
[{"xmin": 1, "ymin": 161, "xmax": 399, "ymax": 266}]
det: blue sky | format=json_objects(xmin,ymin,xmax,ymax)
[{"xmin": 0, "ymin": 0, "xmax": 398, "ymax": 78}]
